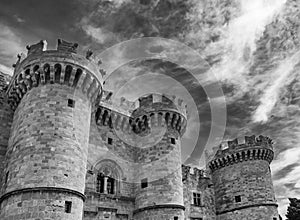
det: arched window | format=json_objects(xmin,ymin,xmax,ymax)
[
  {"xmin": 96, "ymin": 172, "xmax": 115, "ymax": 195},
  {"xmin": 94, "ymin": 159, "xmax": 123, "ymax": 195}
]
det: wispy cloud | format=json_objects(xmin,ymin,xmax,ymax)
[
  {"xmin": 82, "ymin": 24, "xmax": 117, "ymax": 45},
  {"xmin": 189, "ymin": 0, "xmax": 286, "ymax": 91},
  {"xmin": 253, "ymin": 51, "xmax": 300, "ymax": 122},
  {"xmin": 13, "ymin": 14, "xmax": 25, "ymax": 23},
  {"xmin": 0, "ymin": 63, "xmax": 13, "ymax": 75},
  {"xmin": 215, "ymin": 0, "xmax": 285, "ymax": 82},
  {"xmin": 0, "ymin": 23, "xmax": 24, "ymax": 74}
]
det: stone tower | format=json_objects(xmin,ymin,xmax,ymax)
[
  {"xmin": 0, "ymin": 39, "xmax": 102, "ymax": 220},
  {"xmin": 0, "ymin": 72, "xmax": 13, "ymax": 195},
  {"xmin": 91, "ymin": 93, "xmax": 188, "ymax": 219},
  {"xmin": 208, "ymin": 135, "xmax": 279, "ymax": 220},
  {"xmin": 131, "ymin": 94, "xmax": 187, "ymax": 220}
]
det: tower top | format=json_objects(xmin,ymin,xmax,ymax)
[
  {"xmin": 208, "ymin": 135, "xmax": 275, "ymax": 172},
  {"xmin": 7, "ymin": 39, "xmax": 103, "ymax": 109},
  {"xmin": 214, "ymin": 135, "xmax": 273, "ymax": 158},
  {"xmin": 12, "ymin": 39, "xmax": 102, "ymax": 83},
  {"xmin": 99, "ymin": 92, "xmax": 188, "ymax": 118},
  {"xmin": 133, "ymin": 93, "xmax": 187, "ymax": 118},
  {"xmin": 97, "ymin": 92, "xmax": 188, "ymax": 136}
]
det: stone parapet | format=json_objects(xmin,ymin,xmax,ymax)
[
  {"xmin": 182, "ymin": 165, "xmax": 209, "ymax": 182},
  {"xmin": 96, "ymin": 93, "xmax": 187, "ymax": 138},
  {"xmin": 7, "ymin": 39, "xmax": 102, "ymax": 109},
  {"xmin": 208, "ymin": 135, "xmax": 274, "ymax": 172}
]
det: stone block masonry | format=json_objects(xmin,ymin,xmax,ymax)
[
  {"xmin": 0, "ymin": 39, "xmax": 280, "ymax": 220},
  {"xmin": 0, "ymin": 190, "xmax": 83, "ymax": 220},
  {"xmin": 1, "ymin": 84, "xmax": 92, "ymax": 220},
  {"xmin": 0, "ymin": 39, "xmax": 102, "ymax": 220},
  {"xmin": 0, "ymin": 91, "xmax": 13, "ymax": 195},
  {"xmin": 209, "ymin": 136, "xmax": 279, "ymax": 220}
]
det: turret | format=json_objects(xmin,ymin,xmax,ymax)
[
  {"xmin": 132, "ymin": 93, "xmax": 187, "ymax": 220},
  {"xmin": 0, "ymin": 39, "xmax": 102, "ymax": 220},
  {"xmin": 208, "ymin": 135, "xmax": 279, "ymax": 220},
  {"xmin": 92, "ymin": 93, "xmax": 187, "ymax": 219}
]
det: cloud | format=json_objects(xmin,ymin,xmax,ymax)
[
  {"xmin": 13, "ymin": 14, "xmax": 25, "ymax": 23},
  {"xmin": 0, "ymin": 63, "xmax": 13, "ymax": 75},
  {"xmin": 253, "ymin": 51, "xmax": 300, "ymax": 123},
  {"xmin": 273, "ymin": 163, "xmax": 299, "ymax": 180},
  {"xmin": 82, "ymin": 24, "xmax": 116, "ymax": 45},
  {"xmin": 189, "ymin": 0, "xmax": 286, "ymax": 90},
  {"xmin": 0, "ymin": 23, "xmax": 24, "ymax": 69}
]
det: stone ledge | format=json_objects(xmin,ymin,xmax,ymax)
[
  {"xmin": 0, "ymin": 187, "xmax": 86, "ymax": 203},
  {"xmin": 85, "ymin": 190, "xmax": 135, "ymax": 202},
  {"xmin": 133, "ymin": 204, "xmax": 185, "ymax": 215},
  {"xmin": 216, "ymin": 203, "xmax": 278, "ymax": 215}
]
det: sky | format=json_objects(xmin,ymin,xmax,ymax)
[{"xmin": 0, "ymin": 0, "xmax": 299, "ymax": 217}]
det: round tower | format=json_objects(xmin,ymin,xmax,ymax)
[
  {"xmin": 208, "ymin": 135, "xmax": 279, "ymax": 220},
  {"xmin": 0, "ymin": 39, "xmax": 102, "ymax": 220},
  {"xmin": 0, "ymin": 72, "xmax": 13, "ymax": 195},
  {"xmin": 131, "ymin": 93, "xmax": 187, "ymax": 220}
]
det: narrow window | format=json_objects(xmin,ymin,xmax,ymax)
[
  {"xmin": 107, "ymin": 177, "xmax": 115, "ymax": 194},
  {"xmin": 273, "ymin": 218, "xmax": 277, "ymax": 220},
  {"xmin": 65, "ymin": 201, "xmax": 72, "ymax": 213},
  {"xmin": 141, "ymin": 178, "xmax": 148, "ymax": 189},
  {"xmin": 97, "ymin": 173, "xmax": 105, "ymax": 193},
  {"xmin": 235, "ymin": 195, "xmax": 241, "ymax": 203},
  {"xmin": 171, "ymin": 138, "xmax": 176, "ymax": 144},
  {"xmin": 108, "ymin": 138, "xmax": 113, "ymax": 145},
  {"xmin": 174, "ymin": 217, "xmax": 178, "ymax": 220},
  {"xmin": 193, "ymin": 193, "xmax": 202, "ymax": 206},
  {"xmin": 5, "ymin": 171, "xmax": 9, "ymax": 184},
  {"xmin": 67, "ymin": 99, "xmax": 75, "ymax": 108}
]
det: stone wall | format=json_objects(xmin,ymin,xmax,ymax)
[
  {"xmin": 216, "ymin": 205, "xmax": 279, "ymax": 220},
  {"xmin": 84, "ymin": 115, "xmax": 136, "ymax": 219},
  {"xmin": 84, "ymin": 192, "xmax": 134, "ymax": 219},
  {"xmin": 1, "ymin": 84, "xmax": 92, "ymax": 220},
  {"xmin": 0, "ymin": 90, "xmax": 13, "ymax": 195},
  {"xmin": 133, "ymin": 207, "xmax": 184, "ymax": 220},
  {"xmin": 0, "ymin": 191, "xmax": 83, "ymax": 220},
  {"xmin": 211, "ymin": 158, "xmax": 278, "ymax": 220},
  {"xmin": 182, "ymin": 166, "xmax": 216, "ymax": 220},
  {"xmin": 134, "ymin": 131, "xmax": 183, "ymax": 208},
  {"xmin": 86, "ymin": 117, "xmax": 136, "ymax": 195},
  {"xmin": 5, "ymin": 84, "xmax": 91, "ymax": 192},
  {"xmin": 212, "ymin": 160, "xmax": 277, "ymax": 213},
  {"xmin": 131, "ymin": 95, "xmax": 186, "ymax": 219}
]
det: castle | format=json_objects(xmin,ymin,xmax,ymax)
[{"xmin": 0, "ymin": 39, "xmax": 280, "ymax": 220}]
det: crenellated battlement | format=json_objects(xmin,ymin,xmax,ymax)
[
  {"xmin": 208, "ymin": 135, "xmax": 274, "ymax": 172},
  {"xmin": 134, "ymin": 93, "xmax": 187, "ymax": 118},
  {"xmin": 98, "ymin": 92, "xmax": 188, "ymax": 118},
  {"xmin": 131, "ymin": 93, "xmax": 187, "ymax": 136},
  {"xmin": 95, "ymin": 93, "xmax": 188, "ymax": 137},
  {"xmin": 99, "ymin": 91, "xmax": 136, "ymax": 116},
  {"xmin": 182, "ymin": 165, "xmax": 209, "ymax": 182},
  {"xmin": 6, "ymin": 39, "xmax": 103, "ymax": 109}
]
